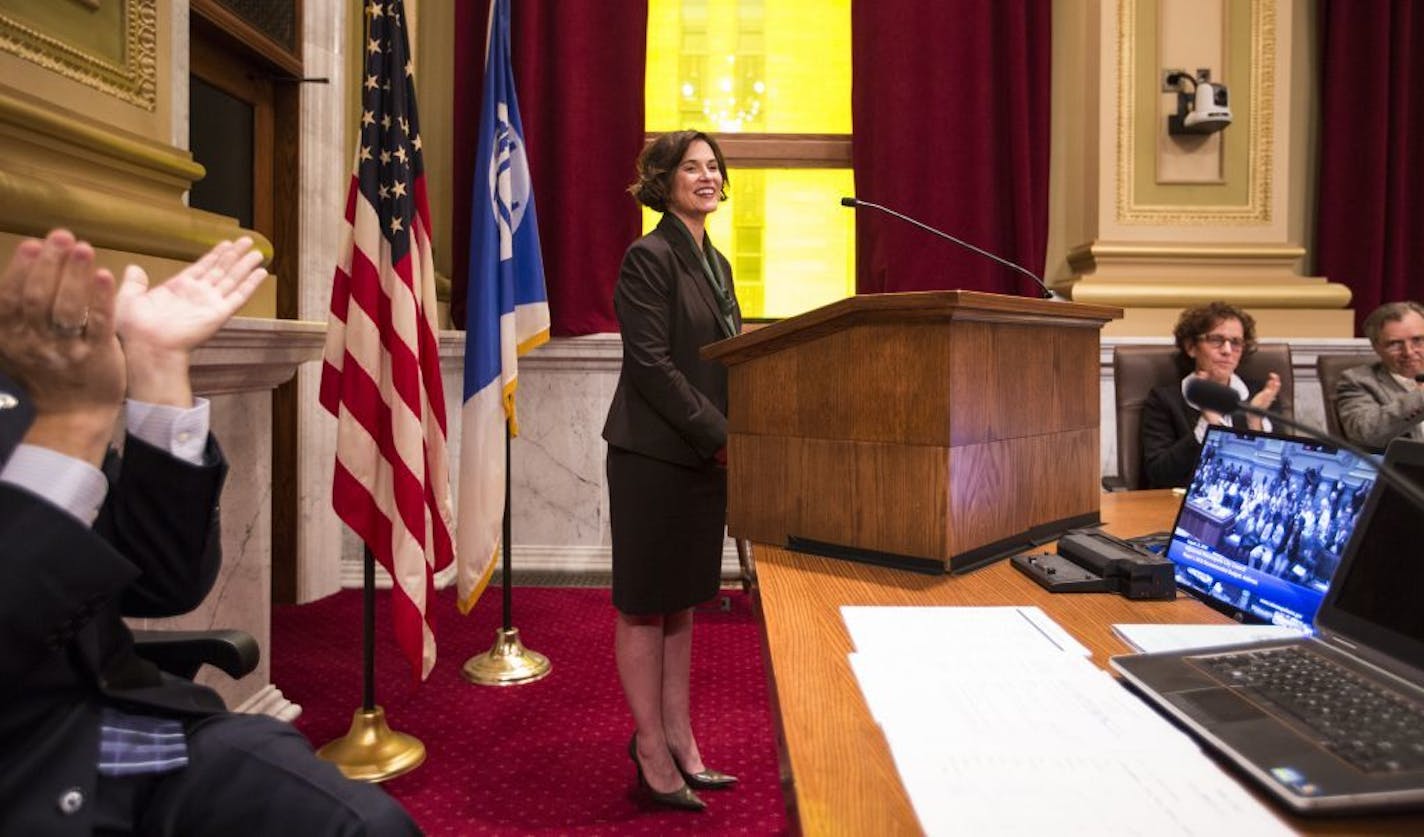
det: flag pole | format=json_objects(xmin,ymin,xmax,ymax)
[
  {"xmin": 315, "ymin": 0, "xmax": 438, "ymax": 779},
  {"xmin": 316, "ymin": 546, "xmax": 427, "ymax": 782},
  {"xmin": 461, "ymin": 422, "xmax": 551, "ymax": 686}
]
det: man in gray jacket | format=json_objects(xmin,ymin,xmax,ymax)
[{"xmin": 1337, "ymin": 301, "xmax": 1424, "ymax": 450}]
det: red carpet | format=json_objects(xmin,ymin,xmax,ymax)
[{"xmin": 271, "ymin": 587, "xmax": 788, "ymax": 835}]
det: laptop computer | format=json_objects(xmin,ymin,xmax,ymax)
[
  {"xmin": 1164, "ymin": 425, "xmax": 1377, "ymax": 630},
  {"xmin": 1112, "ymin": 437, "xmax": 1424, "ymax": 814}
]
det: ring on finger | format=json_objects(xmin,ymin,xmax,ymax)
[{"xmin": 50, "ymin": 307, "xmax": 89, "ymax": 338}]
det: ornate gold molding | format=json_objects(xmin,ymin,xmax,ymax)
[
  {"xmin": 0, "ymin": 89, "xmax": 270, "ymax": 263},
  {"xmin": 1069, "ymin": 279, "xmax": 1352, "ymax": 309},
  {"xmin": 1115, "ymin": 0, "xmax": 1275, "ymax": 224},
  {"xmin": 1067, "ymin": 240, "xmax": 1305, "ymax": 274},
  {"xmin": 0, "ymin": 88, "xmax": 200, "ymax": 188},
  {"xmin": 0, "ymin": 0, "xmax": 157, "ymax": 111}
]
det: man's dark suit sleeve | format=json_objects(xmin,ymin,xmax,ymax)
[
  {"xmin": 1141, "ymin": 387, "xmax": 1201, "ymax": 489},
  {"xmin": 614, "ymin": 244, "xmax": 727, "ymax": 458},
  {"xmin": 98, "ymin": 435, "xmax": 227, "ymax": 616},
  {"xmin": 0, "ymin": 488, "xmax": 138, "ymax": 688},
  {"xmin": 1, "ymin": 435, "xmax": 227, "ymax": 687}
]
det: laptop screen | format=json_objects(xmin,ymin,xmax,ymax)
[
  {"xmin": 1318, "ymin": 442, "xmax": 1424, "ymax": 662},
  {"xmin": 1163, "ymin": 426, "xmax": 1377, "ymax": 630}
]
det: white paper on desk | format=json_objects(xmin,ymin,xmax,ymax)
[
  {"xmin": 891, "ymin": 746, "xmax": 1292, "ymax": 836},
  {"xmin": 848, "ymin": 652, "xmax": 1199, "ymax": 756},
  {"xmin": 1112, "ymin": 622, "xmax": 1308, "ymax": 655},
  {"xmin": 840, "ymin": 605, "xmax": 1091, "ymax": 658},
  {"xmin": 842, "ymin": 606, "xmax": 1292, "ymax": 835}
]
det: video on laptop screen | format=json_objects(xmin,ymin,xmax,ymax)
[{"xmin": 1165, "ymin": 427, "xmax": 1377, "ymax": 630}]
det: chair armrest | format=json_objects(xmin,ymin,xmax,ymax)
[
  {"xmin": 1101, "ymin": 475, "xmax": 1129, "ymax": 492},
  {"xmin": 132, "ymin": 628, "xmax": 260, "ymax": 681}
]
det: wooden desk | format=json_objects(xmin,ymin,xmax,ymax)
[{"xmin": 753, "ymin": 490, "xmax": 1422, "ymax": 835}]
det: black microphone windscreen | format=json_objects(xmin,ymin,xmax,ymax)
[
  {"xmin": 1184, "ymin": 378, "xmax": 1243, "ymax": 414},
  {"xmin": 840, "ymin": 197, "xmax": 857, "ymax": 207},
  {"xmin": 1415, "ymin": 373, "xmax": 1424, "ymax": 383}
]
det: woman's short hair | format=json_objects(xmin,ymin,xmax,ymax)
[
  {"xmin": 628, "ymin": 130, "xmax": 729, "ymax": 212},
  {"xmin": 1171, "ymin": 301, "xmax": 1258, "ymax": 362},
  {"xmin": 1362, "ymin": 301, "xmax": 1424, "ymax": 345}
]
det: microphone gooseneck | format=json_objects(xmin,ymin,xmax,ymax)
[
  {"xmin": 840, "ymin": 197, "xmax": 1065, "ymax": 301},
  {"xmin": 1183, "ymin": 377, "xmax": 1424, "ymax": 515}
]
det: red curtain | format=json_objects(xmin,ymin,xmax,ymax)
[
  {"xmin": 451, "ymin": 1, "xmax": 646, "ymax": 334},
  {"xmin": 1316, "ymin": 1, "xmax": 1424, "ymax": 334},
  {"xmin": 850, "ymin": 0, "xmax": 1051, "ymax": 296}
]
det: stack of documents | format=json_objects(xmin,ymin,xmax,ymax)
[{"xmin": 842, "ymin": 606, "xmax": 1291, "ymax": 835}]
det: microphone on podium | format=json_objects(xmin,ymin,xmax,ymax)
[
  {"xmin": 1184, "ymin": 377, "xmax": 1424, "ymax": 514},
  {"xmin": 839, "ymin": 196, "xmax": 1066, "ymax": 301}
]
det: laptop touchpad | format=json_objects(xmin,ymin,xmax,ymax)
[{"xmin": 1171, "ymin": 688, "xmax": 1269, "ymax": 724}]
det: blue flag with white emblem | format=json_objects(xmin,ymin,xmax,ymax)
[{"xmin": 457, "ymin": 0, "xmax": 550, "ymax": 613}]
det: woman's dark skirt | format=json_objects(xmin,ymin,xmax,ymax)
[{"xmin": 607, "ymin": 445, "xmax": 726, "ymax": 615}]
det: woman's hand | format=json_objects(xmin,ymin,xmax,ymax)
[{"xmin": 1245, "ymin": 372, "xmax": 1281, "ymax": 430}]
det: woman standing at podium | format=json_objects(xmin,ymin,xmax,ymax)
[
  {"xmin": 1141, "ymin": 301, "xmax": 1282, "ymax": 488},
  {"xmin": 601, "ymin": 131, "xmax": 742, "ymax": 811}
]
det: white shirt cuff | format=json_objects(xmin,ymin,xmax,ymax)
[
  {"xmin": 126, "ymin": 398, "xmax": 210, "ymax": 465},
  {"xmin": 0, "ymin": 444, "xmax": 107, "ymax": 525}
]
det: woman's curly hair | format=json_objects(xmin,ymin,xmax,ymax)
[
  {"xmin": 628, "ymin": 131, "xmax": 729, "ymax": 212},
  {"xmin": 1171, "ymin": 301, "xmax": 1258, "ymax": 368}
]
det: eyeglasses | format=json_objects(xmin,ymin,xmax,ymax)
[
  {"xmin": 1379, "ymin": 335, "xmax": 1424, "ymax": 355},
  {"xmin": 1197, "ymin": 334, "xmax": 1246, "ymax": 351}
]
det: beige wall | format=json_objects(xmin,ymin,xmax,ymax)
[
  {"xmin": 1046, "ymin": 0, "xmax": 1351, "ymax": 338},
  {"xmin": 0, "ymin": 0, "xmax": 266, "ymax": 274}
]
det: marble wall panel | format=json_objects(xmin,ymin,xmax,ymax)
[{"xmin": 325, "ymin": 333, "xmax": 1373, "ymax": 588}]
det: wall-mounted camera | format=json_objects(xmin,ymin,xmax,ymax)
[{"xmin": 1164, "ymin": 69, "xmax": 1232, "ymax": 135}]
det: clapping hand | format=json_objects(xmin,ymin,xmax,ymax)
[
  {"xmin": 1249, "ymin": 372, "xmax": 1281, "ymax": 411},
  {"xmin": 1246, "ymin": 372, "xmax": 1281, "ymax": 431},
  {"xmin": 116, "ymin": 237, "xmax": 268, "ymax": 406},
  {"xmin": 0, "ymin": 230, "xmax": 124, "ymax": 464}
]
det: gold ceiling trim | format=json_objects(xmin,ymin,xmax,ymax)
[
  {"xmin": 1115, "ymin": 0, "xmax": 1275, "ymax": 225},
  {"xmin": 0, "ymin": 0, "xmax": 157, "ymax": 111},
  {"xmin": 0, "ymin": 89, "xmax": 202, "ymax": 186}
]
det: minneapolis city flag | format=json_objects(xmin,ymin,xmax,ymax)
[{"xmin": 457, "ymin": 0, "xmax": 550, "ymax": 614}]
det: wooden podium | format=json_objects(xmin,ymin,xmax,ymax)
[{"xmin": 702, "ymin": 291, "xmax": 1122, "ymax": 572}]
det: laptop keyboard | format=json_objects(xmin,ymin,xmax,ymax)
[{"xmin": 1195, "ymin": 646, "xmax": 1424, "ymax": 774}]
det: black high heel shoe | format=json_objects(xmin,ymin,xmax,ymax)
[{"xmin": 628, "ymin": 736, "xmax": 706, "ymax": 811}]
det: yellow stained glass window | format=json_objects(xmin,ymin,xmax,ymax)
[
  {"xmin": 641, "ymin": 169, "xmax": 855, "ymax": 319},
  {"xmin": 644, "ymin": 0, "xmax": 853, "ymax": 320}
]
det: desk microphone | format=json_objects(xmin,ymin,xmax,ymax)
[
  {"xmin": 1184, "ymin": 377, "xmax": 1424, "ymax": 514},
  {"xmin": 839, "ymin": 197, "xmax": 1065, "ymax": 301},
  {"xmin": 1414, "ymin": 373, "xmax": 1424, "ymax": 383}
]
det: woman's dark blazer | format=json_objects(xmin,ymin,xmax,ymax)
[
  {"xmin": 1141, "ymin": 376, "xmax": 1265, "ymax": 489},
  {"xmin": 602, "ymin": 213, "xmax": 743, "ymax": 467}
]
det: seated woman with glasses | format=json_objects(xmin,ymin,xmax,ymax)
[
  {"xmin": 1336, "ymin": 300, "xmax": 1424, "ymax": 450},
  {"xmin": 1141, "ymin": 301, "xmax": 1282, "ymax": 488}
]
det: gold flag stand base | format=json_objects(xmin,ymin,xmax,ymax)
[
  {"xmin": 461, "ymin": 626, "xmax": 551, "ymax": 686},
  {"xmin": 316, "ymin": 706, "xmax": 426, "ymax": 783}
]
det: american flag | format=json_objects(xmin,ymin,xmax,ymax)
[{"xmin": 320, "ymin": 0, "xmax": 453, "ymax": 680}]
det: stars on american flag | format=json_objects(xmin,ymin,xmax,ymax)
[{"xmin": 357, "ymin": 0, "xmax": 424, "ymax": 257}]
